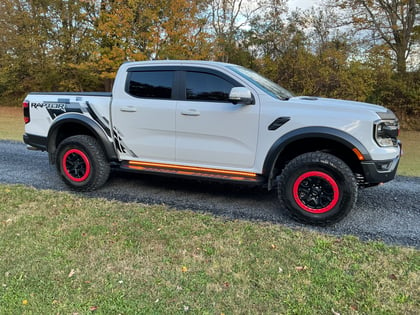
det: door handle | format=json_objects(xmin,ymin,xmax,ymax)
[
  {"xmin": 181, "ymin": 109, "xmax": 200, "ymax": 116},
  {"xmin": 120, "ymin": 106, "xmax": 137, "ymax": 112}
]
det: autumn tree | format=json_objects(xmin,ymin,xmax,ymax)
[
  {"xmin": 0, "ymin": 0, "xmax": 53, "ymax": 102},
  {"xmin": 206, "ymin": 0, "xmax": 264, "ymax": 63},
  {"xmin": 245, "ymin": 0, "xmax": 289, "ymax": 58},
  {"xmin": 93, "ymin": 0, "xmax": 211, "ymax": 89},
  {"xmin": 46, "ymin": 0, "xmax": 101, "ymax": 91},
  {"xmin": 329, "ymin": 0, "xmax": 418, "ymax": 74},
  {"xmin": 247, "ymin": 8, "xmax": 313, "ymax": 93},
  {"xmin": 151, "ymin": 0, "xmax": 211, "ymax": 60},
  {"xmin": 0, "ymin": 0, "xmax": 101, "ymax": 102}
]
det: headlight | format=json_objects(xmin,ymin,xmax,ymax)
[{"xmin": 374, "ymin": 119, "xmax": 399, "ymax": 147}]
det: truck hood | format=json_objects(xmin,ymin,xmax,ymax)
[{"xmin": 288, "ymin": 96, "xmax": 387, "ymax": 114}]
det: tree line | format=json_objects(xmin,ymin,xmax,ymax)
[{"xmin": 0, "ymin": 0, "xmax": 418, "ymax": 128}]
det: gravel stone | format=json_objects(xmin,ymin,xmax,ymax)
[{"xmin": 1, "ymin": 140, "xmax": 419, "ymax": 248}]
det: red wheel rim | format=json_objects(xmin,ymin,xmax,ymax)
[
  {"xmin": 292, "ymin": 171, "xmax": 339, "ymax": 213},
  {"xmin": 62, "ymin": 149, "xmax": 91, "ymax": 182}
]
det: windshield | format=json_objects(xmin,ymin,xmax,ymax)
[{"xmin": 227, "ymin": 65, "xmax": 294, "ymax": 100}]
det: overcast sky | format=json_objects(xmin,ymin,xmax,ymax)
[{"xmin": 288, "ymin": 0, "xmax": 320, "ymax": 10}]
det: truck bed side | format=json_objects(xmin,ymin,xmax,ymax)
[{"xmin": 24, "ymin": 92, "xmax": 112, "ymax": 150}]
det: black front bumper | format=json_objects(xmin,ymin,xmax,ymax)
[{"xmin": 360, "ymin": 154, "xmax": 400, "ymax": 185}]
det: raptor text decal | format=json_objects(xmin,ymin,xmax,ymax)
[
  {"xmin": 31, "ymin": 102, "xmax": 67, "ymax": 112},
  {"xmin": 30, "ymin": 100, "xmax": 83, "ymax": 119}
]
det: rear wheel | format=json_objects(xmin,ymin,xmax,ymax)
[
  {"xmin": 277, "ymin": 152, "xmax": 357, "ymax": 225},
  {"xmin": 56, "ymin": 135, "xmax": 110, "ymax": 191}
]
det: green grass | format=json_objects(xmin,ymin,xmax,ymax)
[
  {"xmin": 0, "ymin": 185, "xmax": 418, "ymax": 314},
  {"xmin": 0, "ymin": 106, "xmax": 24, "ymax": 142},
  {"xmin": 0, "ymin": 107, "xmax": 419, "ymax": 313},
  {"xmin": 398, "ymin": 131, "xmax": 420, "ymax": 176}
]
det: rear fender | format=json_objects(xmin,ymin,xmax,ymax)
[{"xmin": 47, "ymin": 113, "xmax": 117, "ymax": 164}]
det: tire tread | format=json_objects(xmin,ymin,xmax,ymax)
[
  {"xmin": 56, "ymin": 135, "xmax": 110, "ymax": 191},
  {"xmin": 277, "ymin": 152, "xmax": 358, "ymax": 225}
]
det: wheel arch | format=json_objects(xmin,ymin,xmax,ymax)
[
  {"xmin": 263, "ymin": 127, "xmax": 371, "ymax": 190},
  {"xmin": 47, "ymin": 113, "xmax": 118, "ymax": 164}
]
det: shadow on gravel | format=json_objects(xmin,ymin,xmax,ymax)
[
  {"xmin": 78, "ymin": 171, "xmax": 420, "ymax": 249},
  {"xmin": 82, "ymin": 169, "xmax": 283, "ymax": 222}
]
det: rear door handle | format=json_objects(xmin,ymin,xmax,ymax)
[
  {"xmin": 181, "ymin": 109, "xmax": 200, "ymax": 116},
  {"xmin": 120, "ymin": 106, "xmax": 137, "ymax": 112}
]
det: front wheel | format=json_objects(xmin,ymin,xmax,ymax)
[
  {"xmin": 277, "ymin": 152, "xmax": 358, "ymax": 225},
  {"xmin": 56, "ymin": 135, "xmax": 110, "ymax": 191}
]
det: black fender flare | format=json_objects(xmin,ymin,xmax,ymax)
[
  {"xmin": 47, "ymin": 113, "xmax": 118, "ymax": 163},
  {"xmin": 263, "ymin": 127, "xmax": 372, "ymax": 189}
]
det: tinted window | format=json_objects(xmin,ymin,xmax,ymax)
[
  {"xmin": 128, "ymin": 71, "xmax": 173, "ymax": 99},
  {"xmin": 186, "ymin": 72, "xmax": 234, "ymax": 102},
  {"xmin": 227, "ymin": 65, "xmax": 294, "ymax": 100}
]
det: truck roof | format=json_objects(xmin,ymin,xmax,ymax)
[{"xmin": 120, "ymin": 60, "xmax": 234, "ymax": 70}]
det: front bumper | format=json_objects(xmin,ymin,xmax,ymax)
[{"xmin": 360, "ymin": 150, "xmax": 400, "ymax": 185}]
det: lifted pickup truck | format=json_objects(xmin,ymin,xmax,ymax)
[{"xmin": 23, "ymin": 60, "xmax": 401, "ymax": 225}]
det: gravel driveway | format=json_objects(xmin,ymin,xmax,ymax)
[{"xmin": 1, "ymin": 140, "xmax": 419, "ymax": 248}]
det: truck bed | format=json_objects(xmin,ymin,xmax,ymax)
[{"xmin": 29, "ymin": 92, "xmax": 112, "ymax": 97}]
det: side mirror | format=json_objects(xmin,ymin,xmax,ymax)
[{"xmin": 229, "ymin": 87, "xmax": 254, "ymax": 105}]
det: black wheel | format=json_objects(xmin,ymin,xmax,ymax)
[
  {"xmin": 56, "ymin": 135, "xmax": 110, "ymax": 191},
  {"xmin": 277, "ymin": 152, "xmax": 358, "ymax": 225}
]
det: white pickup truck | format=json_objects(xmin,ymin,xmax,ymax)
[{"xmin": 23, "ymin": 60, "xmax": 401, "ymax": 225}]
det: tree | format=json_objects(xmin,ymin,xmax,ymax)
[
  {"xmin": 246, "ymin": 0, "xmax": 289, "ymax": 59},
  {"xmin": 46, "ymin": 0, "xmax": 100, "ymax": 91},
  {"xmin": 92, "ymin": 0, "xmax": 211, "ymax": 89},
  {"xmin": 0, "ymin": 0, "xmax": 101, "ymax": 102},
  {"xmin": 330, "ymin": 0, "xmax": 419, "ymax": 74},
  {"xmin": 0, "ymin": 0, "xmax": 54, "ymax": 103},
  {"xmin": 148, "ymin": 0, "xmax": 211, "ymax": 60},
  {"xmin": 207, "ymin": 0, "xmax": 264, "ymax": 63}
]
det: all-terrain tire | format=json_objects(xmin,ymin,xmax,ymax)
[
  {"xmin": 56, "ymin": 135, "xmax": 110, "ymax": 191},
  {"xmin": 277, "ymin": 152, "xmax": 358, "ymax": 225}
]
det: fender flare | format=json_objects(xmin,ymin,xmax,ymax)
[
  {"xmin": 47, "ymin": 113, "xmax": 118, "ymax": 163},
  {"xmin": 263, "ymin": 127, "xmax": 372, "ymax": 188}
]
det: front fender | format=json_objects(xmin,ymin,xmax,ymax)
[{"xmin": 263, "ymin": 127, "xmax": 372, "ymax": 189}]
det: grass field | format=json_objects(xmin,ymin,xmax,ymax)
[
  {"xmin": 0, "ymin": 106, "xmax": 24, "ymax": 142},
  {"xmin": 0, "ymin": 185, "xmax": 418, "ymax": 314},
  {"xmin": 0, "ymin": 106, "xmax": 419, "ymax": 313},
  {"xmin": 1, "ymin": 106, "xmax": 418, "ymax": 176},
  {"xmin": 399, "ymin": 130, "xmax": 420, "ymax": 176}
]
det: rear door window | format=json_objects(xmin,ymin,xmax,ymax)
[{"xmin": 127, "ymin": 71, "xmax": 174, "ymax": 99}]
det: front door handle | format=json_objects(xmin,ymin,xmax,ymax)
[
  {"xmin": 181, "ymin": 109, "xmax": 200, "ymax": 116},
  {"xmin": 120, "ymin": 106, "xmax": 137, "ymax": 112}
]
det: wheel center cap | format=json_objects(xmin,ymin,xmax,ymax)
[{"xmin": 311, "ymin": 186, "xmax": 322, "ymax": 195}]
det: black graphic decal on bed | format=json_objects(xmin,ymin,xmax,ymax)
[
  {"xmin": 31, "ymin": 99, "xmax": 137, "ymax": 157},
  {"xmin": 30, "ymin": 100, "xmax": 82, "ymax": 119}
]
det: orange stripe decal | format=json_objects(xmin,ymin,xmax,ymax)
[{"xmin": 127, "ymin": 161, "xmax": 257, "ymax": 178}]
